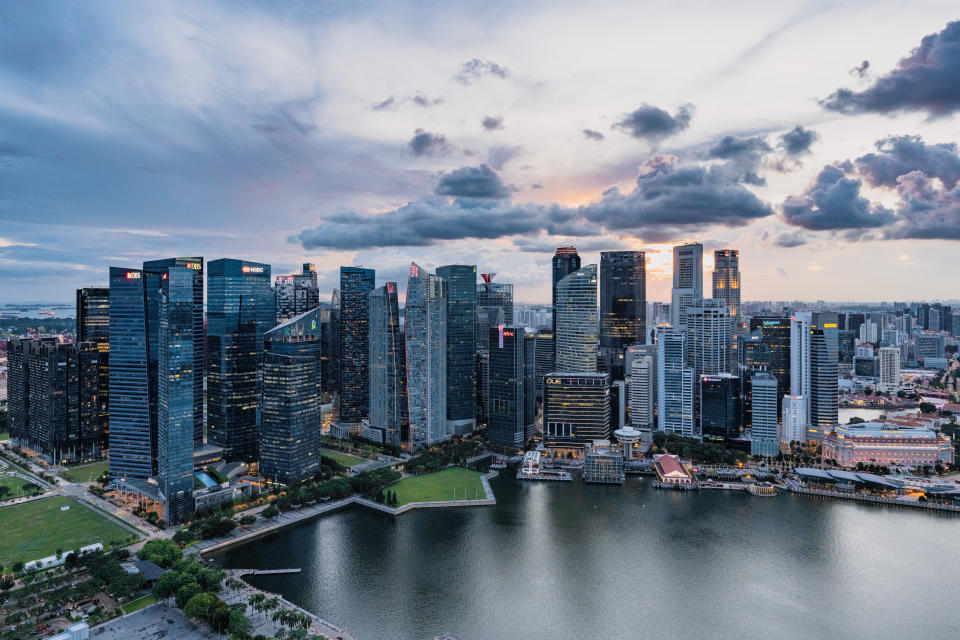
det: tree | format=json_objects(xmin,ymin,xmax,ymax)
[
  {"xmin": 154, "ymin": 570, "xmax": 186, "ymax": 599},
  {"xmin": 184, "ymin": 591, "xmax": 216, "ymax": 619},
  {"xmin": 175, "ymin": 581, "xmax": 203, "ymax": 609},
  {"xmin": 11, "ymin": 561, "xmax": 24, "ymax": 574},
  {"xmin": 138, "ymin": 539, "xmax": 183, "ymax": 568},
  {"xmin": 847, "ymin": 417, "xmax": 866, "ymax": 425},
  {"xmin": 920, "ymin": 402, "xmax": 937, "ymax": 414},
  {"xmin": 262, "ymin": 505, "xmax": 280, "ymax": 519},
  {"xmin": 229, "ymin": 606, "xmax": 253, "ymax": 639},
  {"xmin": 207, "ymin": 597, "xmax": 230, "ymax": 633}
]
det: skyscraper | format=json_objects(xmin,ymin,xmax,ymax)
[
  {"xmin": 712, "ymin": 249, "xmax": 740, "ymax": 325},
  {"xmin": 599, "ymin": 250, "xmax": 646, "ymax": 378},
  {"xmin": 749, "ymin": 317, "xmax": 791, "ymax": 418},
  {"xmin": 368, "ymin": 283, "xmax": 407, "ymax": 447},
  {"xmin": 488, "ymin": 325, "xmax": 528, "ymax": 447},
  {"xmin": 552, "ymin": 246, "xmax": 581, "ymax": 363},
  {"xmin": 750, "ymin": 372, "xmax": 779, "ymax": 457},
  {"xmin": 670, "ymin": 243, "xmax": 703, "ymax": 329},
  {"xmin": 478, "ymin": 273, "xmax": 513, "ymax": 325},
  {"xmin": 791, "ymin": 312, "xmax": 838, "ymax": 429},
  {"xmin": 76, "ymin": 287, "xmax": 110, "ymax": 449},
  {"xmin": 437, "ymin": 265, "xmax": 477, "ymax": 435},
  {"xmin": 686, "ymin": 299, "xmax": 734, "ymax": 378},
  {"xmin": 156, "ymin": 266, "xmax": 196, "ymax": 524},
  {"xmin": 143, "ymin": 258, "xmax": 204, "ymax": 447},
  {"xmin": 879, "ymin": 346, "xmax": 901, "ymax": 390},
  {"xmin": 274, "ymin": 263, "xmax": 320, "ymax": 321},
  {"xmin": 657, "ymin": 327, "xmax": 695, "ymax": 437},
  {"xmin": 405, "ymin": 263, "xmax": 448, "ymax": 450},
  {"xmin": 543, "ymin": 372, "xmax": 610, "ymax": 456},
  {"xmin": 554, "ymin": 264, "xmax": 598, "ymax": 373},
  {"xmin": 629, "ymin": 355, "xmax": 655, "ymax": 430},
  {"xmin": 207, "ymin": 259, "xmax": 273, "ymax": 462},
  {"xmin": 324, "ymin": 289, "xmax": 340, "ymax": 393},
  {"xmin": 700, "ymin": 374, "xmax": 740, "ymax": 441},
  {"xmin": 534, "ymin": 329, "xmax": 554, "ymax": 401},
  {"xmin": 781, "ymin": 395, "xmax": 806, "ymax": 444},
  {"xmin": 260, "ymin": 352, "xmax": 321, "ymax": 485},
  {"xmin": 338, "ymin": 267, "xmax": 376, "ymax": 424}
]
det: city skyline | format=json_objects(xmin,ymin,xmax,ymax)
[{"xmin": 2, "ymin": 3, "xmax": 960, "ymax": 303}]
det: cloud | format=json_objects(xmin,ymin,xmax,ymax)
[
  {"xmin": 407, "ymin": 128, "xmax": 452, "ymax": 156},
  {"xmin": 372, "ymin": 93, "xmax": 443, "ymax": 111},
  {"xmin": 371, "ymin": 96, "xmax": 396, "ymax": 111},
  {"xmin": 774, "ymin": 230, "xmax": 807, "ymax": 247},
  {"xmin": 453, "ymin": 59, "xmax": 510, "ymax": 84},
  {"xmin": 850, "ymin": 60, "xmax": 870, "ymax": 78},
  {"xmin": 855, "ymin": 135, "xmax": 960, "ymax": 189},
  {"xmin": 512, "ymin": 236, "xmax": 629, "ymax": 253},
  {"xmin": 409, "ymin": 92, "xmax": 443, "ymax": 107},
  {"xmin": 782, "ymin": 165, "xmax": 894, "ymax": 232},
  {"xmin": 295, "ymin": 154, "xmax": 773, "ymax": 250},
  {"xmin": 776, "ymin": 267, "xmax": 788, "ymax": 277},
  {"xmin": 885, "ymin": 170, "xmax": 960, "ymax": 239},
  {"xmin": 778, "ymin": 126, "xmax": 818, "ymax": 156},
  {"xmin": 481, "ymin": 115, "xmax": 504, "ymax": 130},
  {"xmin": 612, "ymin": 104, "xmax": 694, "ymax": 142},
  {"xmin": 821, "ymin": 21, "xmax": 960, "ymax": 116},
  {"xmin": 434, "ymin": 165, "xmax": 510, "ymax": 199},
  {"xmin": 486, "ymin": 145, "xmax": 524, "ymax": 170},
  {"xmin": 582, "ymin": 129, "xmax": 604, "ymax": 141},
  {"xmin": 708, "ymin": 135, "xmax": 772, "ymax": 163}
]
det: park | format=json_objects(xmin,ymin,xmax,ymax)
[{"xmin": 384, "ymin": 467, "xmax": 487, "ymax": 506}]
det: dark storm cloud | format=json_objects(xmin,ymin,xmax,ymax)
[
  {"xmin": 782, "ymin": 165, "xmax": 894, "ymax": 232},
  {"xmin": 821, "ymin": 21, "xmax": 960, "ymax": 116},
  {"xmin": 482, "ymin": 115, "xmax": 504, "ymax": 130},
  {"xmin": 486, "ymin": 145, "xmax": 523, "ymax": 170},
  {"xmin": 582, "ymin": 129, "xmax": 605, "ymax": 141},
  {"xmin": 454, "ymin": 59, "xmax": 510, "ymax": 84},
  {"xmin": 407, "ymin": 128, "xmax": 452, "ymax": 156},
  {"xmin": 778, "ymin": 126, "xmax": 818, "ymax": 156},
  {"xmin": 855, "ymin": 135, "xmax": 960, "ymax": 189},
  {"xmin": 295, "ymin": 154, "xmax": 773, "ymax": 250},
  {"xmin": 612, "ymin": 104, "xmax": 694, "ymax": 142},
  {"xmin": 434, "ymin": 165, "xmax": 510, "ymax": 199}
]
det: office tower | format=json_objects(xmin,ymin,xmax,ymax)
[
  {"xmin": 687, "ymin": 299, "xmax": 734, "ymax": 378},
  {"xmin": 952, "ymin": 312, "xmax": 960, "ymax": 337},
  {"xmin": 750, "ymin": 372, "xmax": 779, "ymax": 457},
  {"xmin": 108, "ymin": 267, "xmax": 152, "ymax": 481},
  {"xmin": 657, "ymin": 327, "xmax": 695, "ymax": 437},
  {"xmin": 476, "ymin": 306, "xmax": 504, "ymax": 351},
  {"xmin": 476, "ymin": 351, "xmax": 489, "ymax": 427},
  {"xmin": 599, "ymin": 250, "xmax": 646, "ymax": 378},
  {"xmin": 629, "ymin": 355, "xmax": 655, "ymax": 430},
  {"xmin": 700, "ymin": 374, "xmax": 740, "ymax": 441},
  {"xmin": 488, "ymin": 325, "xmax": 528, "ymax": 447},
  {"xmin": 368, "ymin": 283, "xmax": 407, "ymax": 447},
  {"xmin": 76, "ymin": 287, "xmax": 110, "ymax": 449},
  {"xmin": 543, "ymin": 372, "xmax": 611, "ymax": 456},
  {"xmin": 749, "ymin": 317, "xmax": 791, "ymax": 418},
  {"xmin": 552, "ymin": 246, "xmax": 581, "ymax": 361},
  {"xmin": 917, "ymin": 332, "xmax": 945, "ymax": 362},
  {"xmin": 274, "ymin": 263, "xmax": 320, "ymax": 321},
  {"xmin": 156, "ymin": 267, "xmax": 196, "ymax": 524},
  {"xmin": 781, "ymin": 395, "xmax": 806, "ymax": 443},
  {"xmin": 437, "ymin": 265, "xmax": 477, "ymax": 435},
  {"xmin": 554, "ymin": 264, "xmax": 598, "ymax": 372},
  {"xmin": 478, "ymin": 273, "xmax": 514, "ymax": 325},
  {"xmin": 324, "ymin": 289, "xmax": 340, "ymax": 392},
  {"xmin": 845, "ymin": 313, "xmax": 865, "ymax": 337},
  {"xmin": 792, "ymin": 312, "xmax": 839, "ymax": 428},
  {"xmin": 260, "ymin": 352, "xmax": 322, "ymax": 485},
  {"xmin": 74, "ymin": 341, "xmax": 101, "ymax": 458},
  {"xmin": 405, "ymin": 263, "xmax": 448, "ymax": 450},
  {"xmin": 534, "ymin": 329, "xmax": 554, "ymax": 401},
  {"xmin": 670, "ymin": 243, "xmax": 703, "ymax": 329},
  {"xmin": 879, "ymin": 346, "xmax": 901, "ymax": 389},
  {"xmin": 337, "ymin": 266, "xmax": 376, "ymax": 423},
  {"xmin": 207, "ymin": 259, "xmax": 273, "ymax": 462},
  {"xmin": 712, "ymin": 249, "xmax": 740, "ymax": 325},
  {"xmin": 144, "ymin": 258, "xmax": 204, "ymax": 448},
  {"xmin": 859, "ymin": 319, "xmax": 878, "ymax": 344},
  {"xmin": 524, "ymin": 332, "xmax": 537, "ymax": 442},
  {"xmin": 838, "ymin": 330, "xmax": 856, "ymax": 364}
]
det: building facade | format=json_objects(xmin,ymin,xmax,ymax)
[
  {"xmin": 554, "ymin": 264, "xmax": 598, "ymax": 373},
  {"xmin": 338, "ymin": 267, "xmax": 376, "ymax": 424},
  {"xmin": 822, "ymin": 424, "xmax": 954, "ymax": 467},
  {"xmin": 657, "ymin": 327, "xmax": 695, "ymax": 437},
  {"xmin": 712, "ymin": 249, "xmax": 740, "ymax": 324},
  {"xmin": 437, "ymin": 265, "xmax": 477, "ymax": 435},
  {"xmin": 599, "ymin": 250, "xmax": 646, "ymax": 378},
  {"xmin": 543, "ymin": 372, "xmax": 611, "ymax": 455},
  {"xmin": 274, "ymin": 263, "xmax": 320, "ymax": 322},
  {"xmin": 750, "ymin": 372, "xmax": 779, "ymax": 457},
  {"xmin": 670, "ymin": 243, "xmax": 703, "ymax": 329},
  {"xmin": 368, "ymin": 283, "xmax": 407, "ymax": 447},
  {"xmin": 552, "ymin": 246, "xmax": 581, "ymax": 363},
  {"xmin": 76, "ymin": 287, "xmax": 110, "ymax": 449},
  {"xmin": 488, "ymin": 325, "xmax": 529, "ymax": 447},
  {"xmin": 629, "ymin": 355, "xmax": 655, "ymax": 430},
  {"xmin": 260, "ymin": 352, "xmax": 322, "ymax": 485},
  {"xmin": 700, "ymin": 373, "xmax": 740, "ymax": 441},
  {"xmin": 405, "ymin": 263, "xmax": 448, "ymax": 450}
]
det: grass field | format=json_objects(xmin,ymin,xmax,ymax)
[
  {"xmin": 0, "ymin": 496, "xmax": 135, "ymax": 567},
  {"xmin": 0, "ymin": 474, "xmax": 43, "ymax": 500},
  {"xmin": 0, "ymin": 432, "xmax": 8, "ymax": 441},
  {"xmin": 385, "ymin": 467, "xmax": 486, "ymax": 506},
  {"xmin": 122, "ymin": 594, "xmax": 158, "ymax": 614},
  {"xmin": 60, "ymin": 460, "xmax": 110, "ymax": 483},
  {"xmin": 321, "ymin": 449, "xmax": 366, "ymax": 468}
]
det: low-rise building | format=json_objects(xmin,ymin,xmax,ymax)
[
  {"xmin": 582, "ymin": 440, "xmax": 624, "ymax": 484},
  {"xmin": 822, "ymin": 423, "xmax": 954, "ymax": 467},
  {"xmin": 653, "ymin": 454, "xmax": 694, "ymax": 486}
]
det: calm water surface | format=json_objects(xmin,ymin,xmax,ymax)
[{"xmin": 211, "ymin": 472, "xmax": 960, "ymax": 640}]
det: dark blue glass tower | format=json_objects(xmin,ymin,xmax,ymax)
[
  {"xmin": 338, "ymin": 267, "xmax": 375, "ymax": 423},
  {"xmin": 207, "ymin": 259, "xmax": 273, "ymax": 462},
  {"xmin": 437, "ymin": 265, "xmax": 477, "ymax": 434}
]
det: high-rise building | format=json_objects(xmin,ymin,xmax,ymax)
[
  {"xmin": 76, "ymin": 287, "xmax": 110, "ymax": 449},
  {"xmin": 324, "ymin": 289, "xmax": 340, "ymax": 393},
  {"xmin": 750, "ymin": 317, "xmax": 791, "ymax": 419},
  {"xmin": 260, "ymin": 352, "xmax": 322, "ymax": 485},
  {"xmin": 552, "ymin": 246, "xmax": 581, "ymax": 362},
  {"xmin": 712, "ymin": 249, "xmax": 740, "ymax": 325},
  {"xmin": 405, "ymin": 263, "xmax": 448, "ymax": 450},
  {"xmin": 599, "ymin": 250, "xmax": 646, "ymax": 378},
  {"xmin": 338, "ymin": 267, "xmax": 376, "ymax": 424},
  {"xmin": 791, "ymin": 312, "xmax": 838, "ymax": 429},
  {"xmin": 108, "ymin": 267, "xmax": 152, "ymax": 481},
  {"xmin": 750, "ymin": 372, "xmax": 779, "ymax": 457},
  {"xmin": 700, "ymin": 374, "xmax": 740, "ymax": 441},
  {"xmin": 629, "ymin": 355, "xmax": 655, "ymax": 430},
  {"xmin": 543, "ymin": 372, "xmax": 610, "ymax": 456},
  {"xmin": 686, "ymin": 299, "xmax": 734, "ymax": 378},
  {"xmin": 554, "ymin": 264, "xmax": 598, "ymax": 373},
  {"xmin": 488, "ymin": 325, "xmax": 529, "ymax": 447},
  {"xmin": 156, "ymin": 267, "xmax": 197, "ymax": 524},
  {"xmin": 878, "ymin": 346, "xmax": 901, "ymax": 390},
  {"xmin": 670, "ymin": 243, "xmax": 703, "ymax": 329},
  {"xmin": 368, "ymin": 283, "xmax": 407, "ymax": 447},
  {"xmin": 476, "ymin": 306, "xmax": 504, "ymax": 352},
  {"xmin": 437, "ymin": 265, "xmax": 477, "ymax": 435},
  {"xmin": 781, "ymin": 395, "xmax": 806, "ymax": 443},
  {"xmin": 534, "ymin": 329, "xmax": 554, "ymax": 401},
  {"xmin": 917, "ymin": 331, "xmax": 945, "ymax": 362},
  {"xmin": 274, "ymin": 263, "xmax": 320, "ymax": 322},
  {"xmin": 657, "ymin": 327, "xmax": 695, "ymax": 437},
  {"xmin": 143, "ymin": 258, "xmax": 204, "ymax": 448},
  {"xmin": 206, "ymin": 259, "xmax": 273, "ymax": 462},
  {"xmin": 523, "ymin": 332, "xmax": 537, "ymax": 442},
  {"xmin": 478, "ymin": 273, "xmax": 514, "ymax": 325}
]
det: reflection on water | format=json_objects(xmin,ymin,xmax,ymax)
[{"xmin": 211, "ymin": 473, "xmax": 960, "ymax": 640}]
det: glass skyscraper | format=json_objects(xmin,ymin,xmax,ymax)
[
  {"xmin": 657, "ymin": 327, "xmax": 695, "ymax": 437},
  {"xmin": 599, "ymin": 250, "xmax": 646, "ymax": 379},
  {"xmin": 437, "ymin": 265, "xmax": 477, "ymax": 434},
  {"xmin": 207, "ymin": 258, "xmax": 273, "ymax": 462},
  {"xmin": 368, "ymin": 283, "xmax": 407, "ymax": 447},
  {"xmin": 555, "ymin": 264, "xmax": 598, "ymax": 373},
  {"xmin": 749, "ymin": 317, "xmax": 791, "ymax": 419},
  {"xmin": 488, "ymin": 325, "xmax": 528, "ymax": 447},
  {"xmin": 670, "ymin": 243, "xmax": 703, "ymax": 329},
  {"xmin": 405, "ymin": 263, "xmax": 448, "ymax": 450},
  {"xmin": 543, "ymin": 372, "xmax": 611, "ymax": 455},
  {"xmin": 712, "ymin": 249, "xmax": 740, "ymax": 324},
  {"xmin": 700, "ymin": 373, "xmax": 741, "ymax": 441},
  {"xmin": 261, "ymin": 352, "xmax": 322, "ymax": 485},
  {"xmin": 477, "ymin": 274, "xmax": 513, "ymax": 325},
  {"xmin": 552, "ymin": 246, "xmax": 581, "ymax": 363},
  {"xmin": 77, "ymin": 287, "xmax": 110, "ymax": 449},
  {"xmin": 338, "ymin": 267, "xmax": 375, "ymax": 423}
]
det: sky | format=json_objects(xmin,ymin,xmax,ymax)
[{"xmin": 2, "ymin": 0, "xmax": 960, "ymax": 304}]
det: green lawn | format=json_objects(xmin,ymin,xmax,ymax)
[
  {"xmin": 0, "ymin": 432, "xmax": 9, "ymax": 441},
  {"xmin": 385, "ymin": 467, "xmax": 486, "ymax": 506},
  {"xmin": 0, "ymin": 474, "xmax": 43, "ymax": 500},
  {"xmin": 321, "ymin": 449, "xmax": 366, "ymax": 468},
  {"xmin": 0, "ymin": 496, "xmax": 136, "ymax": 567},
  {"xmin": 122, "ymin": 594, "xmax": 158, "ymax": 614},
  {"xmin": 60, "ymin": 460, "xmax": 110, "ymax": 483}
]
